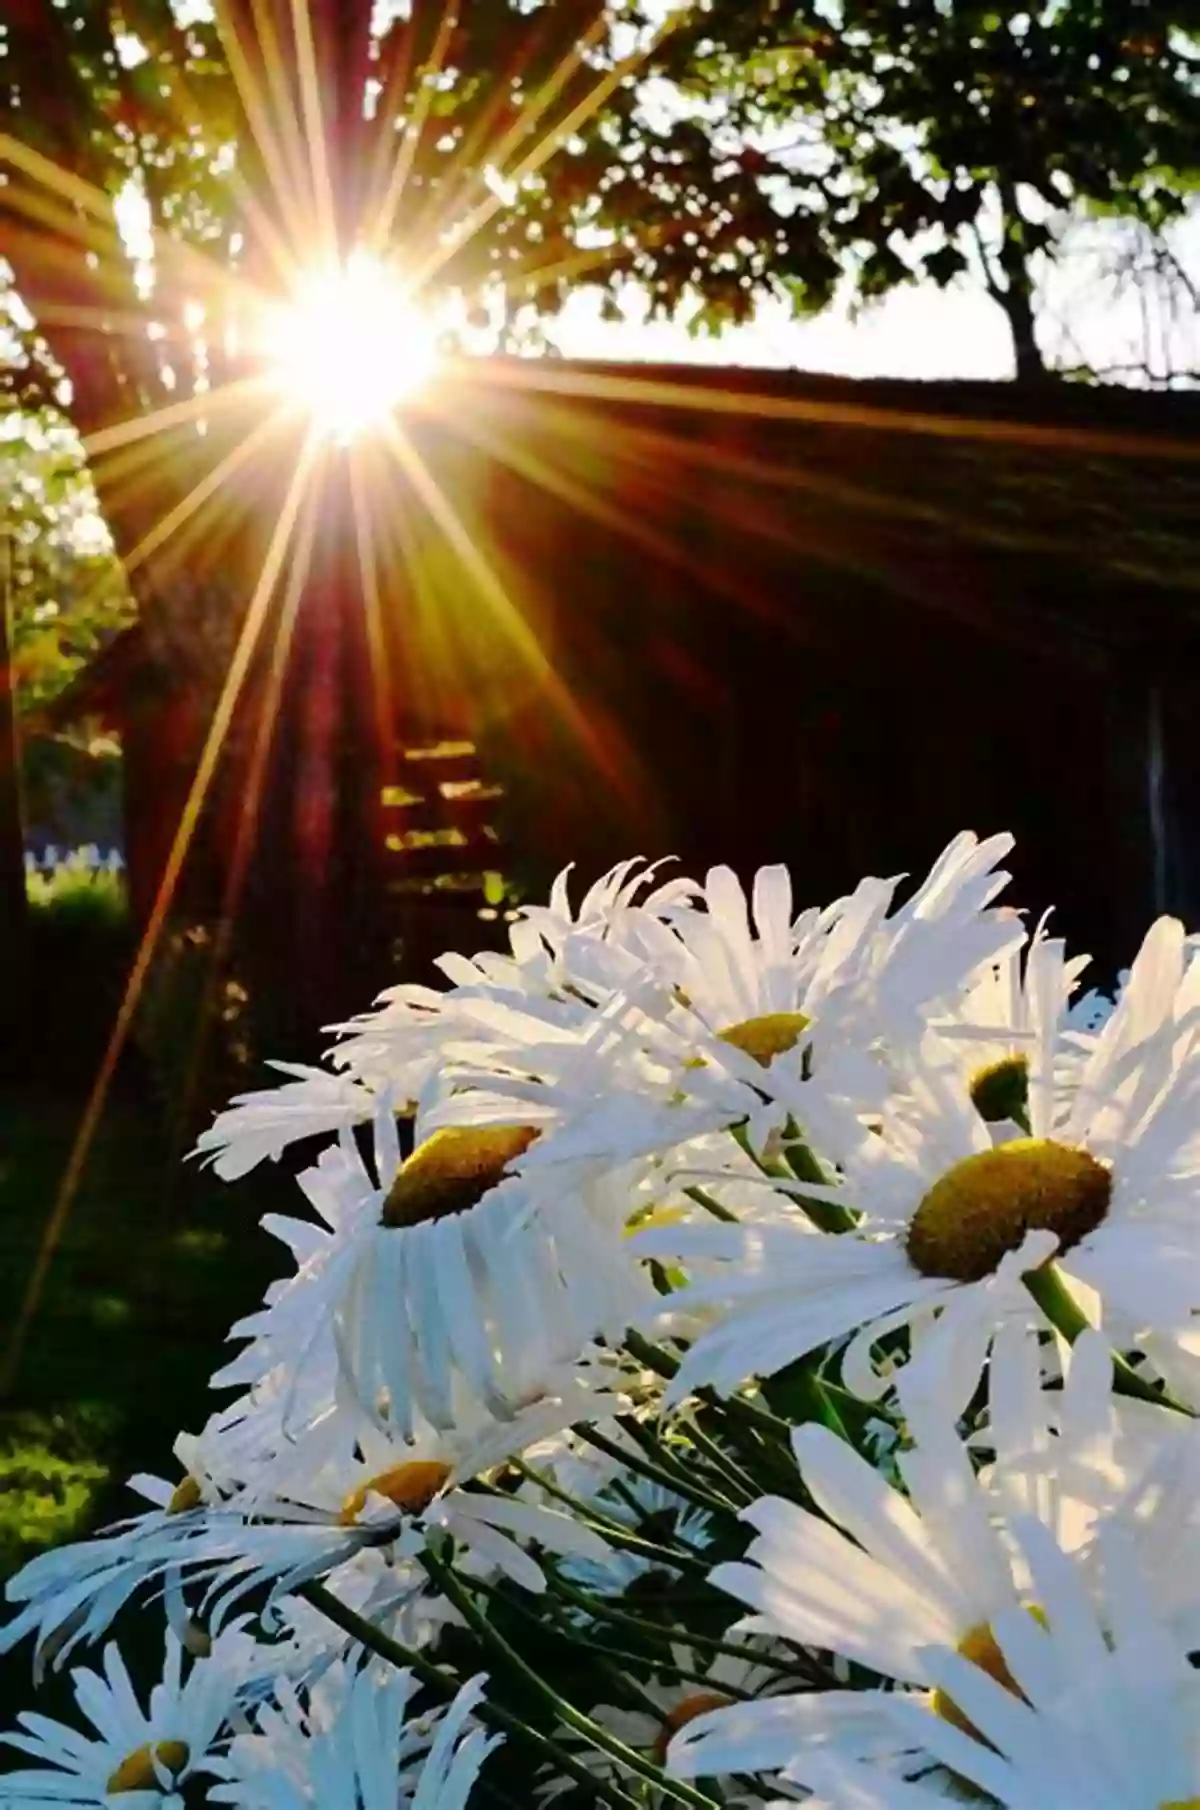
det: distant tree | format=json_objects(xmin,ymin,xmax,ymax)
[
  {"xmin": 0, "ymin": 404, "xmax": 132, "ymax": 716},
  {"xmin": 653, "ymin": 1, "xmax": 1200, "ymax": 381}
]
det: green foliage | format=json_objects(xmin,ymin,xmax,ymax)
[
  {"xmin": 649, "ymin": 1, "xmax": 1200, "ymax": 376},
  {"xmin": 0, "ymin": 1408, "xmax": 113, "ymax": 1576},
  {"xmin": 0, "ymin": 408, "xmax": 133, "ymax": 712},
  {"xmin": 0, "ymin": 0, "xmax": 825, "ymax": 448}
]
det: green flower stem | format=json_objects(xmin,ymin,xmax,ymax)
[
  {"xmin": 469, "ymin": 1576, "xmax": 751, "ymax": 1707},
  {"xmin": 680, "ymin": 1416, "xmax": 759, "ymax": 1506},
  {"xmin": 509, "ymin": 1459, "xmax": 714, "ymax": 1566},
  {"xmin": 781, "ymin": 1136, "xmax": 857, "ymax": 1235},
  {"xmin": 820, "ymin": 1377, "xmax": 900, "ymax": 1428},
  {"xmin": 625, "ymin": 1319, "xmax": 801, "ymax": 1487},
  {"xmin": 516, "ymin": 1449, "xmax": 712, "ymax": 1578},
  {"xmin": 694, "ymin": 1403, "xmax": 803, "ymax": 1497},
  {"xmin": 625, "ymin": 1328, "xmax": 681, "ymax": 1379},
  {"xmin": 625, "ymin": 1330, "xmax": 795, "ymax": 1445},
  {"xmin": 684, "ymin": 1185, "xmax": 739, "ymax": 1223},
  {"xmin": 509, "ymin": 1459, "xmax": 662, "ymax": 1540},
  {"xmin": 1023, "ymin": 1263, "xmax": 1196, "ymax": 1416},
  {"xmin": 728, "ymin": 1120, "xmax": 856, "ymax": 1235},
  {"xmin": 547, "ymin": 1573, "xmax": 829, "ymax": 1685},
  {"xmin": 615, "ymin": 1414, "xmax": 745, "ymax": 1517},
  {"xmin": 577, "ymin": 1422, "xmax": 737, "ymax": 1522},
  {"xmin": 420, "ymin": 1548, "xmax": 723, "ymax": 1810},
  {"xmin": 299, "ymin": 1583, "xmax": 638, "ymax": 1810}
]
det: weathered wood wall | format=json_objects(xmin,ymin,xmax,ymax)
[{"xmin": 57, "ymin": 365, "xmax": 1200, "ymax": 1049}]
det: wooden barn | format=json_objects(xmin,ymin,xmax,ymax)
[{"xmin": 49, "ymin": 360, "xmax": 1200, "ymax": 1053}]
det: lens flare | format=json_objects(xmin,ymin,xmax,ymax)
[{"xmin": 269, "ymin": 252, "xmax": 437, "ymax": 442}]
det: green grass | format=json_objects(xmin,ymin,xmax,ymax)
[
  {"xmin": 0, "ymin": 1406, "xmax": 114, "ymax": 1576},
  {"xmin": 0, "ymin": 1079, "xmax": 288, "ymax": 1716},
  {"xmin": 25, "ymin": 858, "xmax": 128, "ymax": 934}
]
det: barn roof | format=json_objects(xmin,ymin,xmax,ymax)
[{"xmin": 47, "ymin": 360, "xmax": 1200, "ymax": 733}]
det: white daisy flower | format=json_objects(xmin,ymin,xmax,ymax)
[
  {"xmin": 516, "ymin": 858, "xmax": 698, "ymax": 972},
  {"xmin": 194, "ymin": 1063, "xmax": 382, "ymax": 1180},
  {"xmin": 210, "ymin": 1664, "xmax": 499, "ymax": 1810},
  {"xmin": 771, "ymin": 1520, "xmax": 1200, "ymax": 1809},
  {"xmin": 216, "ymin": 1099, "xmax": 647, "ymax": 1439},
  {"xmin": 422, "ymin": 834, "xmax": 1020, "ymax": 1183},
  {"xmin": 332, "ymin": 1124, "xmax": 649, "ymax": 1436},
  {"xmin": 249, "ymin": 1549, "xmax": 457, "ymax": 1689},
  {"xmin": 921, "ymin": 916, "xmax": 1094, "ymax": 1136},
  {"xmin": 2, "ymin": 1380, "xmax": 615, "ymax": 1666},
  {"xmin": 673, "ymin": 1414, "xmax": 1200, "ymax": 1794},
  {"xmin": 326, "ymin": 860, "xmax": 697, "ymax": 1094},
  {"xmin": 194, "ymin": 860, "xmax": 692, "ymax": 1183},
  {"xmin": 704, "ymin": 1420, "xmax": 1049, "ymax": 1708},
  {"xmin": 0, "ymin": 1628, "xmax": 250, "ymax": 1806},
  {"xmin": 975, "ymin": 1322, "xmax": 1200, "ymax": 1574},
  {"xmin": 224, "ymin": 1394, "xmax": 616, "ymax": 1596},
  {"xmin": 642, "ymin": 915, "xmax": 1200, "ymax": 1416},
  {"xmin": 548, "ymin": 838, "xmax": 1028, "ymax": 1155}
]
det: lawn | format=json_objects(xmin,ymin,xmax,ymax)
[{"xmin": 0, "ymin": 1075, "xmax": 289, "ymax": 1718}]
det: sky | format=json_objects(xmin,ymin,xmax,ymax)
[
  {"xmin": 554, "ymin": 276, "xmax": 1017, "ymax": 379},
  {"xmin": 551, "ymin": 210, "xmax": 1199, "ymax": 384}
]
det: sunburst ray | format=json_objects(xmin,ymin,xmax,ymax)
[
  {"xmin": 348, "ymin": 446, "xmax": 397, "ymax": 776},
  {"xmin": 0, "ymin": 134, "xmax": 278, "ymax": 321},
  {"xmin": 286, "ymin": 0, "xmax": 339, "ymax": 258},
  {"xmin": 369, "ymin": 0, "xmax": 462, "ymax": 254},
  {"xmin": 0, "ymin": 426, "xmax": 321, "ymax": 1395},
  {"xmin": 211, "ymin": 0, "xmax": 314, "ymax": 262},
  {"xmin": 82, "ymin": 381, "xmax": 277, "ymax": 462},
  {"xmin": 378, "ymin": 414, "xmax": 636, "ymax": 796},
  {"xmin": 404, "ymin": 3, "xmax": 611, "ymax": 259},
  {"xmin": 405, "ymin": 8, "xmax": 687, "ymax": 296},
  {"xmin": 166, "ymin": 478, "xmax": 322, "ymax": 1169},
  {"xmin": 469, "ymin": 357, "xmax": 1200, "ymax": 462}
]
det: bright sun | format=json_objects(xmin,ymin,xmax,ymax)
[{"xmin": 270, "ymin": 252, "xmax": 439, "ymax": 442}]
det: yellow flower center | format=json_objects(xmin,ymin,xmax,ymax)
[
  {"xmin": 715, "ymin": 1012, "xmax": 810, "ymax": 1068},
  {"xmin": 107, "ymin": 1741, "xmax": 191, "ymax": 1794},
  {"xmin": 654, "ymin": 1691, "xmax": 731, "ymax": 1761},
  {"xmin": 338, "ymin": 1459, "xmax": 452, "ymax": 1526},
  {"xmin": 968, "ymin": 1053, "xmax": 1030, "ymax": 1125},
  {"xmin": 933, "ymin": 1610, "xmax": 1046, "ymax": 1741},
  {"xmin": 906, "ymin": 1138, "xmax": 1111, "ymax": 1284},
  {"xmin": 166, "ymin": 1475, "xmax": 203, "ymax": 1515},
  {"xmin": 381, "ymin": 1125, "xmax": 538, "ymax": 1228}
]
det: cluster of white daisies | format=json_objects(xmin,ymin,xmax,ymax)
[{"xmin": 4, "ymin": 832, "xmax": 1200, "ymax": 1810}]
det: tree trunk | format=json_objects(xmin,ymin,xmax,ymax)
[
  {"xmin": 996, "ymin": 181, "xmax": 1048, "ymax": 384},
  {"xmin": 0, "ymin": 532, "xmax": 29, "ymax": 1064},
  {"xmin": 999, "ymin": 280, "xmax": 1046, "ymax": 384}
]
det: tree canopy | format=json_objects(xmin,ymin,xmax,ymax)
[
  {"xmin": 2, "ymin": 0, "xmax": 1197, "ymax": 523},
  {"xmin": 1, "ymin": 0, "xmax": 813, "ymax": 515},
  {"xmin": 653, "ymin": 1, "xmax": 1200, "ymax": 378}
]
